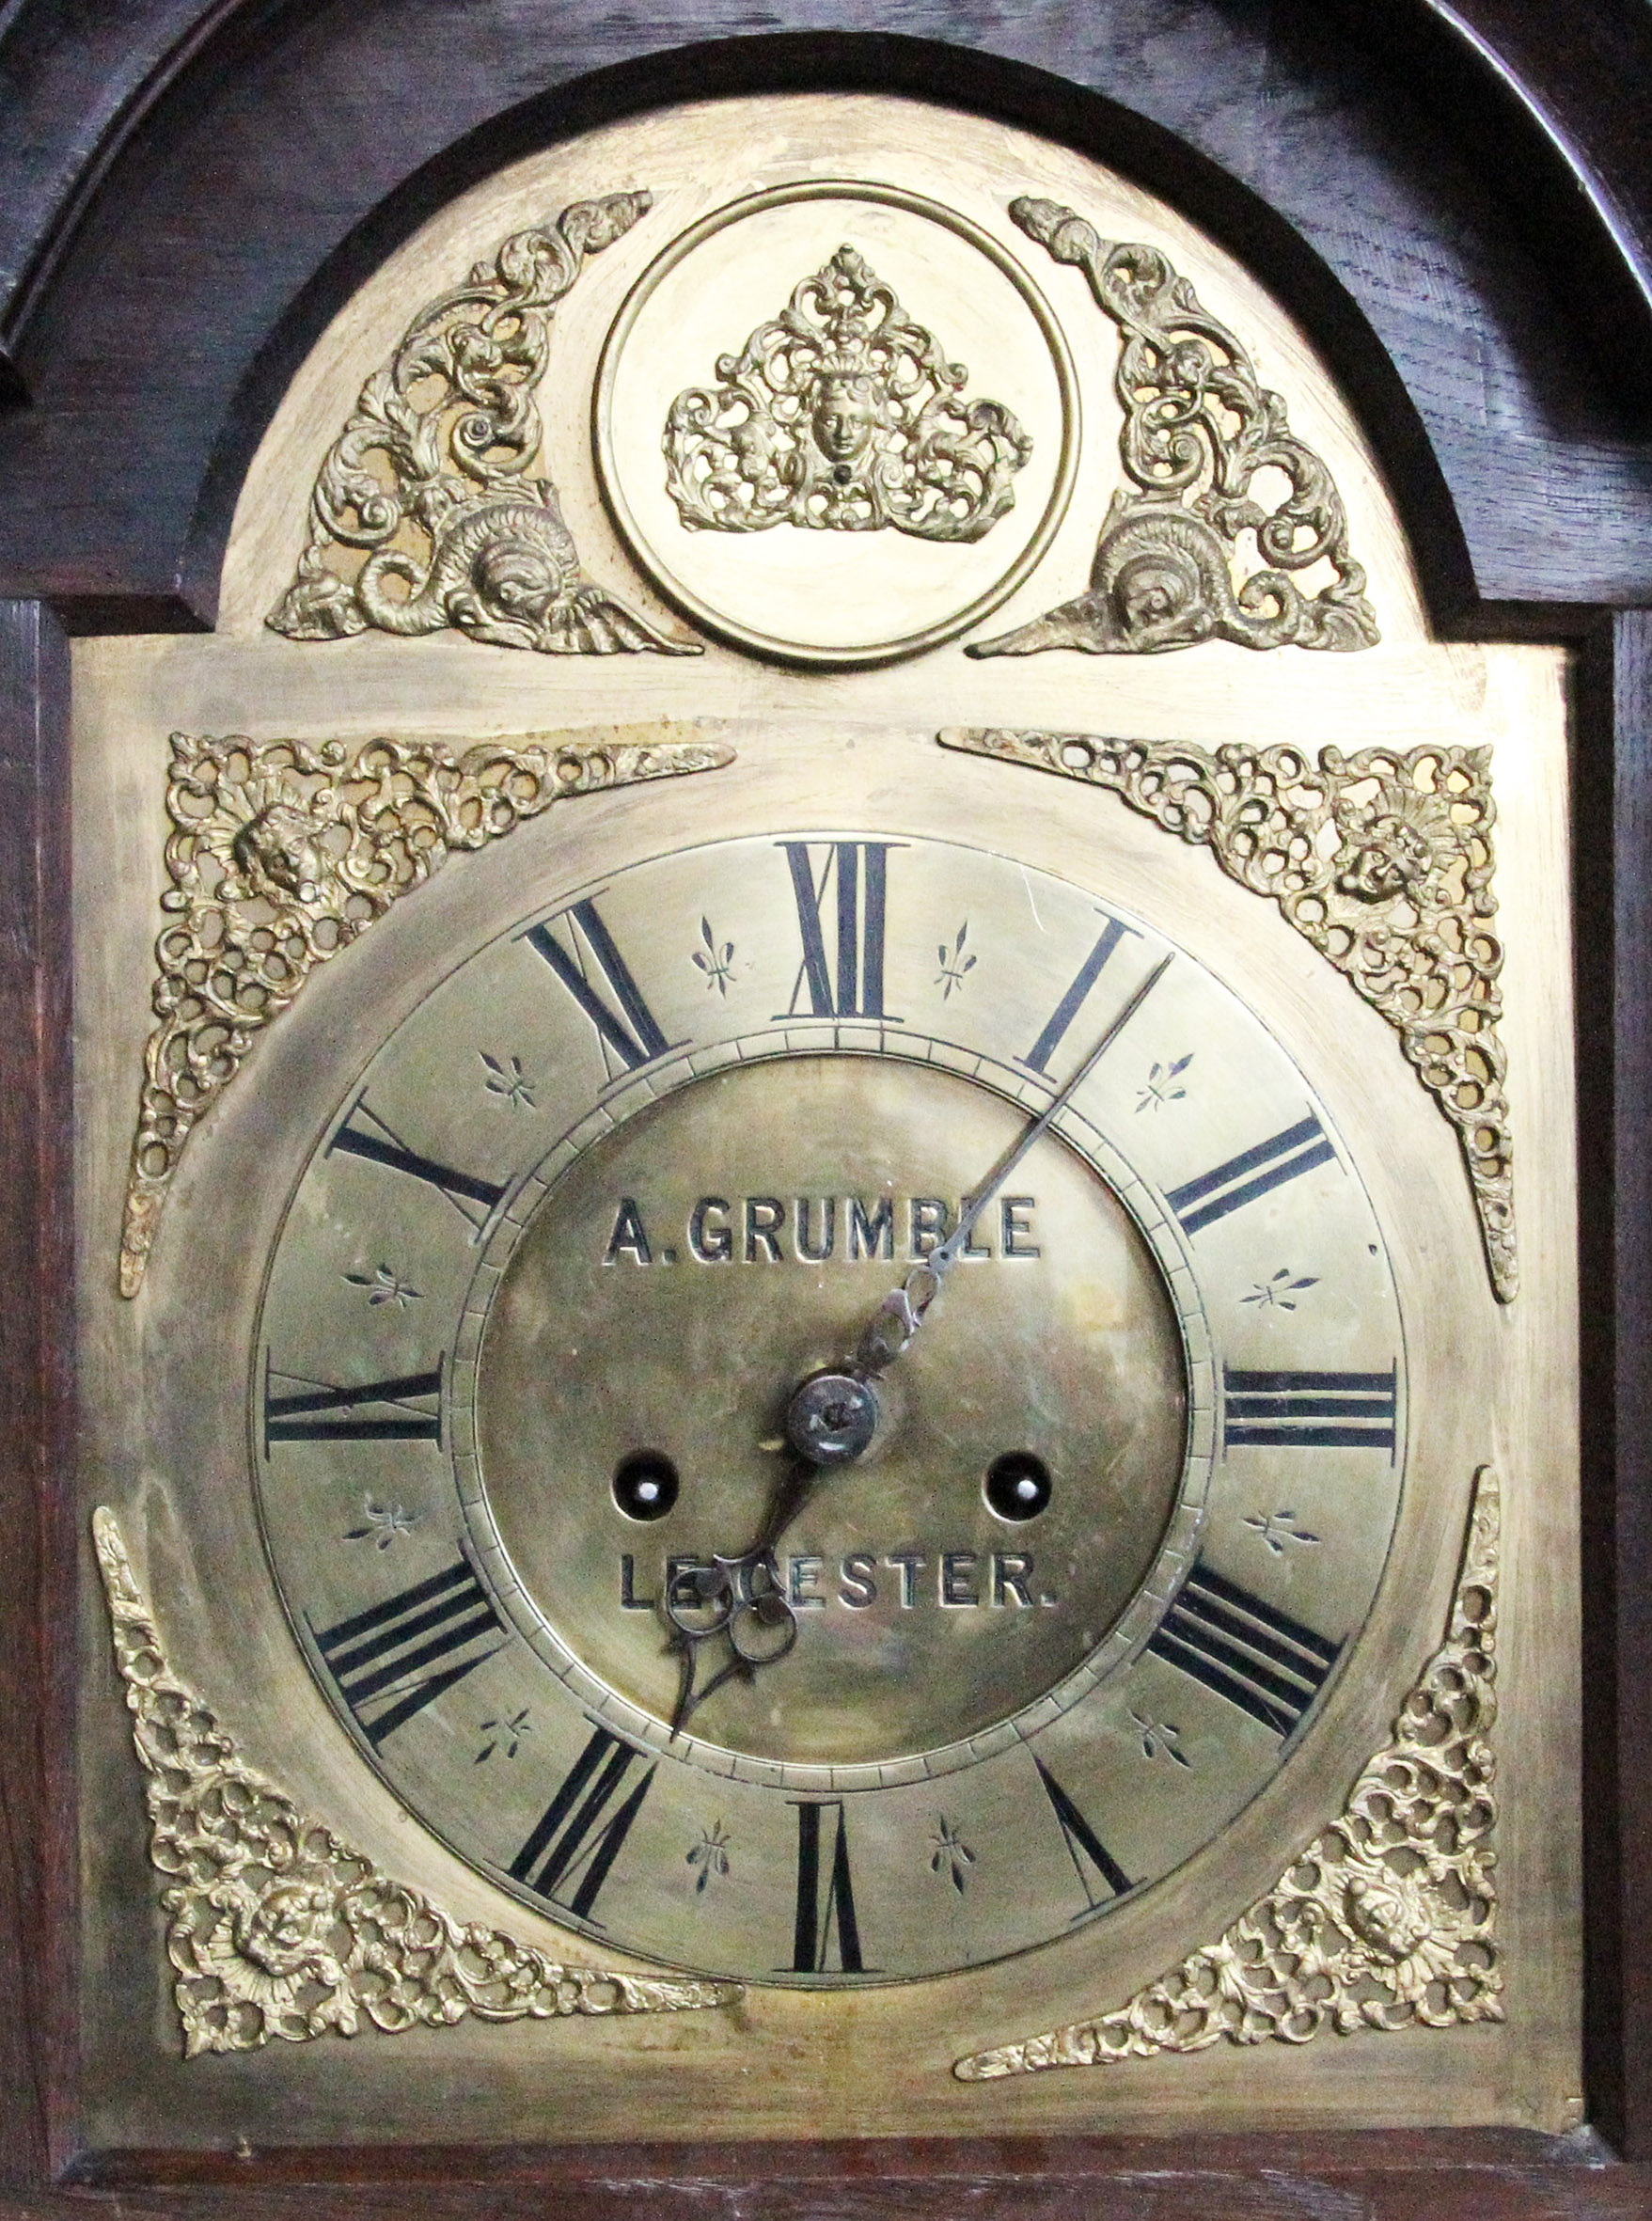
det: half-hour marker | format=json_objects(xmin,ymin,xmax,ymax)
[
  {"xmin": 262, "ymin": 1357, "xmax": 443, "ymax": 1450},
  {"xmin": 1020, "ymin": 912, "xmax": 1139, "ymax": 1075},
  {"xmin": 312, "ymin": 1556, "xmax": 505, "ymax": 1747},
  {"xmin": 509, "ymin": 1725, "xmax": 656, "ymax": 1920},
  {"xmin": 791, "ymin": 1801, "xmax": 866, "ymax": 1973},
  {"xmin": 526, "ymin": 897, "xmax": 680, "ymax": 1077},
  {"xmin": 328, "ymin": 1097, "xmax": 506, "ymax": 1230},
  {"xmin": 1147, "ymin": 1561, "xmax": 1341, "ymax": 1736},
  {"xmin": 1223, "ymin": 1365, "xmax": 1397, "ymax": 1452},
  {"xmin": 1167, "ymin": 1112, "xmax": 1337, "ymax": 1236},
  {"xmin": 778, "ymin": 841, "xmax": 901, "ymax": 1021},
  {"xmin": 1033, "ymin": 1756, "xmax": 1132, "ymax": 1907}
]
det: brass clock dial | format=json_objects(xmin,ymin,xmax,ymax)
[{"xmin": 254, "ymin": 831, "xmax": 1405, "ymax": 1985}]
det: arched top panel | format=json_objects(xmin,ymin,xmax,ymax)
[{"xmin": 0, "ymin": 7, "xmax": 1648, "ymax": 634}]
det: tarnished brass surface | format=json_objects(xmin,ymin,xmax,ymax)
[{"xmin": 476, "ymin": 1054, "xmax": 1188, "ymax": 1764}]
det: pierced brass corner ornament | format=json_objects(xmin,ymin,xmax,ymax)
[
  {"xmin": 92, "ymin": 1508, "xmax": 738, "ymax": 2055},
  {"xmin": 663, "ymin": 243, "xmax": 1031, "ymax": 539},
  {"xmin": 969, "ymin": 198, "xmax": 1378, "ymax": 658},
  {"xmin": 118, "ymin": 727, "xmax": 733, "ymax": 1297},
  {"xmin": 957, "ymin": 1466, "xmax": 1500, "ymax": 2080},
  {"xmin": 937, "ymin": 729, "xmax": 1513, "ymax": 1300},
  {"xmin": 267, "ymin": 196, "xmax": 699, "ymax": 656}
]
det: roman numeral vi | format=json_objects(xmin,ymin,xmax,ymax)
[{"xmin": 791, "ymin": 1801, "xmax": 866, "ymax": 1973}]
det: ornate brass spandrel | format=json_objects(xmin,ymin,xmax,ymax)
[
  {"xmin": 91, "ymin": 1508, "xmax": 739, "ymax": 2056},
  {"xmin": 118, "ymin": 727, "xmax": 734, "ymax": 1297},
  {"xmin": 663, "ymin": 243, "xmax": 1031, "ymax": 540},
  {"xmin": 267, "ymin": 195, "xmax": 699, "ymax": 656},
  {"xmin": 968, "ymin": 198, "xmax": 1377, "ymax": 658},
  {"xmin": 937, "ymin": 728, "xmax": 1513, "ymax": 1300},
  {"xmin": 956, "ymin": 1465, "xmax": 1500, "ymax": 2079}
]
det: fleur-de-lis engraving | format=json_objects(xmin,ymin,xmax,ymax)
[
  {"xmin": 686, "ymin": 1820, "xmax": 732, "ymax": 1893},
  {"xmin": 1137, "ymin": 1053, "xmax": 1192, "ymax": 1111},
  {"xmin": 481, "ymin": 1052, "xmax": 536, "ymax": 1110},
  {"xmin": 930, "ymin": 1816, "xmax": 976, "ymax": 1893},
  {"xmin": 936, "ymin": 922, "xmax": 977, "ymax": 1000},
  {"xmin": 343, "ymin": 1263, "xmax": 423, "ymax": 1309},
  {"xmin": 1242, "ymin": 1268, "xmax": 1319, "ymax": 1311},
  {"xmin": 344, "ymin": 1497, "xmax": 421, "ymax": 1550},
  {"xmin": 1128, "ymin": 1708, "xmax": 1192, "ymax": 1768},
  {"xmin": 1244, "ymin": 1509, "xmax": 1321, "ymax": 1557},
  {"xmin": 691, "ymin": 917, "xmax": 735, "ymax": 994}
]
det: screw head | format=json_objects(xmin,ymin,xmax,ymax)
[{"xmin": 785, "ymin": 1371, "xmax": 879, "ymax": 1466}]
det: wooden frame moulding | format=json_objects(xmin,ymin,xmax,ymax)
[{"xmin": 1, "ymin": 0, "xmax": 1651, "ymax": 2209}]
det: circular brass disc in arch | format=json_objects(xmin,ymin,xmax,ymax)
[{"xmin": 593, "ymin": 180, "xmax": 1080, "ymax": 666}]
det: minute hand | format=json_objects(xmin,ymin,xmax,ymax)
[{"xmin": 856, "ymin": 950, "xmax": 1174, "ymax": 1378}]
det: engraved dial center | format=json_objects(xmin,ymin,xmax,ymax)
[{"xmin": 468, "ymin": 1054, "xmax": 1188, "ymax": 1769}]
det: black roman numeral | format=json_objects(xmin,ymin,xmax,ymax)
[
  {"xmin": 779, "ymin": 842, "xmax": 900, "ymax": 1021},
  {"xmin": 262, "ymin": 1356, "xmax": 443, "ymax": 1451},
  {"xmin": 1166, "ymin": 1112, "xmax": 1337, "ymax": 1236},
  {"xmin": 526, "ymin": 898, "xmax": 679, "ymax": 1078},
  {"xmin": 1223, "ymin": 1365, "xmax": 1397, "ymax": 1452},
  {"xmin": 509, "ymin": 1726, "xmax": 656, "ymax": 1920},
  {"xmin": 328, "ymin": 1097, "xmax": 507, "ymax": 1230},
  {"xmin": 312, "ymin": 1557, "xmax": 505, "ymax": 1747},
  {"xmin": 1033, "ymin": 1756, "xmax": 1133, "ymax": 1909},
  {"xmin": 1147, "ymin": 1562, "xmax": 1341, "ymax": 1736},
  {"xmin": 1021, "ymin": 912, "xmax": 1140, "ymax": 1075},
  {"xmin": 791, "ymin": 1801, "xmax": 866, "ymax": 1973}
]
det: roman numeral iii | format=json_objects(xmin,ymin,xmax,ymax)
[
  {"xmin": 312, "ymin": 1557, "xmax": 504, "ymax": 1748},
  {"xmin": 527, "ymin": 897, "xmax": 680, "ymax": 1076},
  {"xmin": 779, "ymin": 841, "xmax": 900, "ymax": 1021},
  {"xmin": 791, "ymin": 1801, "xmax": 866, "ymax": 1973},
  {"xmin": 1223, "ymin": 1365, "xmax": 1397, "ymax": 1452},
  {"xmin": 1147, "ymin": 1562, "xmax": 1341, "ymax": 1736},
  {"xmin": 509, "ymin": 1726, "xmax": 656, "ymax": 1920},
  {"xmin": 1167, "ymin": 1111, "xmax": 1337, "ymax": 1235},
  {"xmin": 262, "ymin": 1358, "xmax": 444, "ymax": 1450}
]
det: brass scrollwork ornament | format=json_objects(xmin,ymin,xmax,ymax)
[
  {"xmin": 92, "ymin": 1509, "xmax": 738, "ymax": 2056},
  {"xmin": 971, "ymin": 197, "xmax": 1378, "ymax": 657},
  {"xmin": 663, "ymin": 244, "xmax": 1031, "ymax": 540},
  {"xmin": 938, "ymin": 729, "xmax": 1513, "ymax": 1300},
  {"xmin": 118, "ymin": 727, "xmax": 732, "ymax": 1295},
  {"xmin": 268, "ymin": 195, "xmax": 699, "ymax": 656},
  {"xmin": 957, "ymin": 1467, "xmax": 1501, "ymax": 2078}
]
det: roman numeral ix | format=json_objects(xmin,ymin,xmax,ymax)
[
  {"xmin": 312, "ymin": 1556, "xmax": 505, "ymax": 1748},
  {"xmin": 1223, "ymin": 1365, "xmax": 1398, "ymax": 1453},
  {"xmin": 779, "ymin": 841, "xmax": 900, "ymax": 1022},
  {"xmin": 527, "ymin": 897, "xmax": 680, "ymax": 1077},
  {"xmin": 791, "ymin": 1801, "xmax": 866, "ymax": 1974},
  {"xmin": 1167, "ymin": 1112, "xmax": 1337, "ymax": 1236},
  {"xmin": 1148, "ymin": 1562, "xmax": 1341, "ymax": 1737},
  {"xmin": 262, "ymin": 1356, "xmax": 444, "ymax": 1450},
  {"xmin": 328, "ymin": 1097, "xmax": 506, "ymax": 1231},
  {"xmin": 509, "ymin": 1725, "xmax": 656, "ymax": 1921}
]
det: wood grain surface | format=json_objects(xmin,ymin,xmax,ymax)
[{"xmin": 0, "ymin": 0, "xmax": 1650, "ymax": 2205}]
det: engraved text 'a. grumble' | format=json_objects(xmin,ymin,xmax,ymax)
[{"xmin": 602, "ymin": 1194, "xmax": 1040, "ymax": 1265}]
